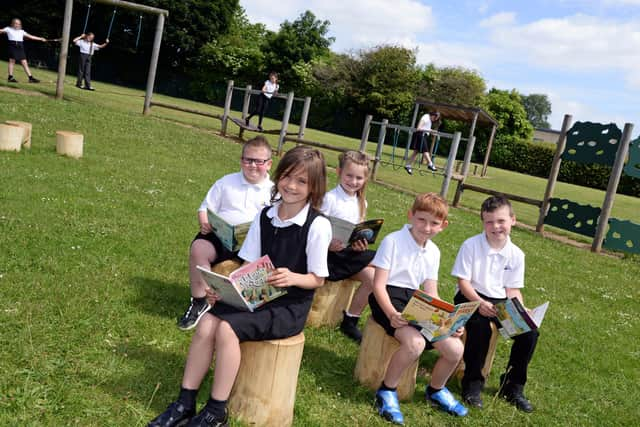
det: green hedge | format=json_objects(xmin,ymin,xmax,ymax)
[{"xmin": 487, "ymin": 139, "xmax": 640, "ymax": 197}]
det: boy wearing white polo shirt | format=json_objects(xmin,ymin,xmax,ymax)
[
  {"xmin": 369, "ymin": 193, "xmax": 468, "ymax": 424},
  {"xmin": 177, "ymin": 136, "xmax": 274, "ymax": 331},
  {"xmin": 72, "ymin": 32, "xmax": 109, "ymax": 90},
  {"xmin": 452, "ymin": 196, "xmax": 538, "ymax": 412}
]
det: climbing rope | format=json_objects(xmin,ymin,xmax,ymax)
[
  {"xmin": 82, "ymin": 2, "xmax": 92, "ymax": 33},
  {"xmin": 106, "ymin": 8, "xmax": 117, "ymax": 38}
]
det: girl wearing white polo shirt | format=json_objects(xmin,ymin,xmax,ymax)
[
  {"xmin": 245, "ymin": 71, "xmax": 279, "ymax": 131},
  {"xmin": 321, "ymin": 150, "xmax": 376, "ymax": 343},
  {"xmin": 72, "ymin": 32, "xmax": 109, "ymax": 90},
  {"xmin": 1, "ymin": 18, "xmax": 46, "ymax": 83}
]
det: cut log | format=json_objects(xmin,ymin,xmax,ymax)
[
  {"xmin": 229, "ymin": 333, "xmax": 305, "ymax": 427},
  {"xmin": 306, "ymin": 278, "xmax": 358, "ymax": 328},
  {"xmin": 0, "ymin": 123, "xmax": 24, "ymax": 152},
  {"xmin": 211, "ymin": 259, "xmax": 242, "ymax": 276},
  {"xmin": 5, "ymin": 121, "xmax": 32, "ymax": 148},
  {"xmin": 56, "ymin": 131, "xmax": 83, "ymax": 159},
  {"xmin": 354, "ymin": 316, "xmax": 418, "ymax": 401},
  {"xmin": 455, "ymin": 321, "xmax": 498, "ymax": 380}
]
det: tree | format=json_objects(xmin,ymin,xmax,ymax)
[
  {"xmin": 482, "ymin": 88, "xmax": 534, "ymax": 142},
  {"xmin": 418, "ymin": 66, "xmax": 486, "ymax": 107},
  {"xmin": 521, "ymin": 93, "xmax": 552, "ymax": 129}
]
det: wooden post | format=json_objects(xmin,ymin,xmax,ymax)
[
  {"xmin": 220, "ymin": 80, "xmax": 234, "ymax": 136},
  {"xmin": 456, "ymin": 322, "xmax": 498, "ymax": 381},
  {"xmin": 359, "ymin": 115, "xmax": 373, "ymax": 152},
  {"xmin": 306, "ymin": 279, "xmax": 359, "ymax": 328},
  {"xmin": 410, "ymin": 102, "xmax": 420, "ymax": 129},
  {"xmin": 592, "ymin": 123, "xmax": 634, "ymax": 252},
  {"xmin": 5, "ymin": 121, "xmax": 32, "ymax": 148},
  {"xmin": 55, "ymin": 0, "xmax": 74, "ymax": 100},
  {"xmin": 535, "ymin": 114, "xmax": 572, "ymax": 233},
  {"xmin": 241, "ymin": 85, "xmax": 252, "ymax": 120},
  {"xmin": 229, "ymin": 333, "xmax": 305, "ymax": 427},
  {"xmin": 440, "ymin": 131, "xmax": 461, "ymax": 199},
  {"xmin": 297, "ymin": 96, "xmax": 311, "ymax": 140},
  {"xmin": 277, "ymin": 92, "xmax": 295, "ymax": 156},
  {"xmin": 452, "ymin": 136, "xmax": 476, "ymax": 206},
  {"xmin": 468, "ymin": 111, "xmax": 479, "ymax": 145},
  {"xmin": 142, "ymin": 13, "xmax": 165, "ymax": 115},
  {"xmin": 0, "ymin": 124, "xmax": 24, "ymax": 152},
  {"xmin": 371, "ymin": 119, "xmax": 388, "ymax": 181},
  {"xmin": 354, "ymin": 317, "xmax": 418, "ymax": 401},
  {"xmin": 56, "ymin": 131, "xmax": 83, "ymax": 158},
  {"xmin": 481, "ymin": 124, "xmax": 497, "ymax": 176}
]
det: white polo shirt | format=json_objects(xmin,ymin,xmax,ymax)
[
  {"xmin": 238, "ymin": 202, "xmax": 331, "ymax": 277},
  {"xmin": 372, "ymin": 225, "xmax": 440, "ymax": 290},
  {"xmin": 417, "ymin": 114, "xmax": 433, "ymax": 132},
  {"xmin": 263, "ymin": 80, "xmax": 279, "ymax": 99},
  {"xmin": 75, "ymin": 39, "xmax": 100, "ymax": 55},
  {"xmin": 199, "ymin": 172, "xmax": 273, "ymax": 226},
  {"xmin": 451, "ymin": 232, "xmax": 525, "ymax": 299},
  {"xmin": 3, "ymin": 27, "xmax": 27, "ymax": 42},
  {"xmin": 320, "ymin": 185, "xmax": 366, "ymax": 223}
]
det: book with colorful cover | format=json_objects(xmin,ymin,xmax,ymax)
[
  {"xmin": 495, "ymin": 298, "xmax": 549, "ymax": 339},
  {"xmin": 328, "ymin": 216, "xmax": 384, "ymax": 246},
  {"xmin": 401, "ymin": 289, "xmax": 481, "ymax": 342},
  {"xmin": 196, "ymin": 255, "xmax": 287, "ymax": 312},
  {"xmin": 207, "ymin": 209, "xmax": 251, "ymax": 252}
]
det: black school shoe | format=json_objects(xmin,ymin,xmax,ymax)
[
  {"xmin": 28, "ymin": 76, "xmax": 40, "ymax": 83},
  {"xmin": 187, "ymin": 408, "xmax": 229, "ymax": 427},
  {"xmin": 148, "ymin": 401, "xmax": 195, "ymax": 427},
  {"xmin": 177, "ymin": 298, "xmax": 212, "ymax": 331},
  {"xmin": 462, "ymin": 380, "xmax": 484, "ymax": 409},
  {"xmin": 500, "ymin": 374, "xmax": 533, "ymax": 412},
  {"xmin": 340, "ymin": 312, "xmax": 362, "ymax": 343},
  {"xmin": 8, "ymin": 75, "xmax": 18, "ymax": 83}
]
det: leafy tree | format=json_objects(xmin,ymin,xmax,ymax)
[
  {"xmin": 418, "ymin": 65, "xmax": 486, "ymax": 107},
  {"xmin": 482, "ymin": 88, "xmax": 533, "ymax": 142},
  {"xmin": 521, "ymin": 93, "xmax": 552, "ymax": 129}
]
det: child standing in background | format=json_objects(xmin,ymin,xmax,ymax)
[
  {"xmin": 73, "ymin": 32, "xmax": 109, "ymax": 90},
  {"xmin": 405, "ymin": 111, "xmax": 440, "ymax": 175},
  {"xmin": 1, "ymin": 18, "xmax": 46, "ymax": 83},
  {"xmin": 246, "ymin": 72, "xmax": 279, "ymax": 131},
  {"xmin": 148, "ymin": 146, "xmax": 331, "ymax": 427},
  {"xmin": 321, "ymin": 151, "xmax": 376, "ymax": 343}
]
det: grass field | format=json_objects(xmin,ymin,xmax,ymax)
[{"xmin": 1, "ymin": 65, "xmax": 639, "ymax": 426}]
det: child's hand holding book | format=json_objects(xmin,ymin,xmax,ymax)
[
  {"xmin": 204, "ymin": 287, "xmax": 222, "ymax": 306},
  {"xmin": 267, "ymin": 267, "xmax": 296, "ymax": 288}
]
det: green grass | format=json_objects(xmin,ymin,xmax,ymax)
[{"xmin": 1, "ymin": 65, "xmax": 639, "ymax": 426}]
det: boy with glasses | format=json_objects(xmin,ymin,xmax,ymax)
[{"xmin": 177, "ymin": 136, "xmax": 274, "ymax": 330}]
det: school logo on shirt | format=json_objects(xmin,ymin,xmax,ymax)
[{"xmin": 504, "ymin": 265, "xmax": 513, "ymax": 271}]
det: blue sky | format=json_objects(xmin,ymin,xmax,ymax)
[{"xmin": 241, "ymin": 0, "xmax": 640, "ymax": 132}]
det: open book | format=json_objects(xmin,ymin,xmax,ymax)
[
  {"xmin": 207, "ymin": 209, "xmax": 251, "ymax": 252},
  {"xmin": 196, "ymin": 255, "xmax": 287, "ymax": 312},
  {"xmin": 495, "ymin": 298, "xmax": 549, "ymax": 339},
  {"xmin": 328, "ymin": 217, "xmax": 384, "ymax": 246},
  {"xmin": 401, "ymin": 290, "xmax": 481, "ymax": 342}
]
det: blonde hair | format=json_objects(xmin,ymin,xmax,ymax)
[
  {"xmin": 411, "ymin": 192, "xmax": 449, "ymax": 220},
  {"xmin": 271, "ymin": 146, "xmax": 327, "ymax": 210},
  {"xmin": 338, "ymin": 150, "xmax": 371, "ymax": 222}
]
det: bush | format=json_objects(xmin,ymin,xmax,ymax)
[{"xmin": 489, "ymin": 139, "xmax": 640, "ymax": 197}]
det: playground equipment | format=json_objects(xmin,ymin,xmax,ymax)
[{"xmin": 56, "ymin": 0, "xmax": 168, "ymax": 116}]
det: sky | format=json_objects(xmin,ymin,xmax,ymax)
[{"xmin": 240, "ymin": 0, "xmax": 640, "ymax": 131}]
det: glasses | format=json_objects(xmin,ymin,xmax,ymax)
[{"xmin": 241, "ymin": 157, "xmax": 271, "ymax": 166}]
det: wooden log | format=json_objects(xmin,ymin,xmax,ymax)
[
  {"xmin": 229, "ymin": 333, "xmax": 305, "ymax": 427},
  {"xmin": 460, "ymin": 183, "xmax": 543, "ymax": 207},
  {"xmin": 211, "ymin": 259, "xmax": 242, "ymax": 276},
  {"xmin": 455, "ymin": 321, "xmax": 498, "ymax": 381},
  {"xmin": 0, "ymin": 123, "xmax": 24, "ymax": 152},
  {"xmin": 56, "ymin": 131, "xmax": 83, "ymax": 159},
  {"xmin": 354, "ymin": 317, "xmax": 418, "ymax": 401},
  {"xmin": 5, "ymin": 121, "xmax": 32, "ymax": 148},
  {"xmin": 306, "ymin": 278, "xmax": 359, "ymax": 328}
]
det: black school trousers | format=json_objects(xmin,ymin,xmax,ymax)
[
  {"xmin": 77, "ymin": 53, "xmax": 92, "ymax": 88},
  {"xmin": 454, "ymin": 292, "xmax": 539, "ymax": 388},
  {"xmin": 247, "ymin": 93, "xmax": 270, "ymax": 126}
]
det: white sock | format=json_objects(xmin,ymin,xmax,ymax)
[{"xmin": 345, "ymin": 310, "xmax": 360, "ymax": 318}]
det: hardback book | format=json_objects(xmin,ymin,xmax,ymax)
[
  {"xmin": 207, "ymin": 209, "xmax": 251, "ymax": 252},
  {"xmin": 494, "ymin": 298, "xmax": 549, "ymax": 339},
  {"xmin": 328, "ymin": 216, "xmax": 384, "ymax": 246}
]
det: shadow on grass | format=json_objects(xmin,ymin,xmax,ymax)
[{"xmin": 129, "ymin": 275, "xmax": 188, "ymax": 321}]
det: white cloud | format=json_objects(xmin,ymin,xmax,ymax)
[{"xmin": 479, "ymin": 12, "xmax": 516, "ymax": 28}]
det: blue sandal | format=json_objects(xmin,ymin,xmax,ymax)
[
  {"xmin": 375, "ymin": 389, "xmax": 405, "ymax": 425},
  {"xmin": 426, "ymin": 387, "xmax": 468, "ymax": 417}
]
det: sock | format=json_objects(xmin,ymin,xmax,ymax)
[
  {"xmin": 427, "ymin": 385, "xmax": 442, "ymax": 396},
  {"xmin": 177, "ymin": 387, "xmax": 198, "ymax": 410},
  {"xmin": 379, "ymin": 382, "xmax": 397, "ymax": 392},
  {"xmin": 344, "ymin": 311, "xmax": 360, "ymax": 318},
  {"xmin": 204, "ymin": 397, "xmax": 227, "ymax": 420},
  {"xmin": 193, "ymin": 296, "xmax": 207, "ymax": 304}
]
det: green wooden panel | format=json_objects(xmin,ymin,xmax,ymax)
[
  {"xmin": 562, "ymin": 121, "xmax": 622, "ymax": 166},
  {"xmin": 604, "ymin": 218, "xmax": 640, "ymax": 254},
  {"xmin": 544, "ymin": 198, "xmax": 601, "ymax": 237},
  {"xmin": 623, "ymin": 136, "xmax": 640, "ymax": 178}
]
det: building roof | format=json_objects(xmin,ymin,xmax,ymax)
[
  {"xmin": 415, "ymin": 99, "xmax": 498, "ymax": 127},
  {"xmin": 534, "ymin": 127, "xmax": 561, "ymax": 134}
]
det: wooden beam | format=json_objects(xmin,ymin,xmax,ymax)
[
  {"xmin": 440, "ymin": 131, "xmax": 461, "ymax": 199},
  {"xmin": 481, "ymin": 124, "xmax": 497, "ymax": 176},
  {"xmin": 298, "ymin": 97, "xmax": 312, "ymax": 140},
  {"xmin": 55, "ymin": 0, "xmax": 74, "ymax": 100},
  {"xmin": 283, "ymin": 137, "xmax": 348, "ymax": 153},
  {"xmin": 459, "ymin": 183, "xmax": 543, "ymax": 207},
  {"xmin": 149, "ymin": 101, "xmax": 222, "ymax": 120},
  {"xmin": 142, "ymin": 13, "xmax": 164, "ymax": 115},
  {"xmin": 94, "ymin": 0, "xmax": 168, "ymax": 16},
  {"xmin": 359, "ymin": 115, "xmax": 372, "ymax": 152},
  {"xmin": 371, "ymin": 119, "xmax": 388, "ymax": 180}
]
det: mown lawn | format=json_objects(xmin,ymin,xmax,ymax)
[{"xmin": 1, "ymin": 66, "xmax": 639, "ymax": 426}]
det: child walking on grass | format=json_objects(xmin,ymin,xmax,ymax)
[
  {"xmin": 405, "ymin": 111, "xmax": 440, "ymax": 175},
  {"xmin": 177, "ymin": 136, "xmax": 274, "ymax": 331},
  {"xmin": 1, "ymin": 18, "xmax": 46, "ymax": 83},
  {"xmin": 321, "ymin": 151, "xmax": 376, "ymax": 343},
  {"xmin": 245, "ymin": 72, "xmax": 279, "ymax": 131},
  {"xmin": 369, "ymin": 193, "xmax": 467, "ymax": 424},
  {"xmin": 452, "ymin": 195, "xmax": 538, "ymax": 412},
  {"xmin": 73, "ymin": 32, "xmax": 109, "ymax": 90},
  {"xmin": 149, "ymin": 146, "xmax": 331, "ymax": 427}
]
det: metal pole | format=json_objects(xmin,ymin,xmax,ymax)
[
  {"xmin": 298, "ymin": 97, "xmax": 311, "ymax": 140},
  {"xmin": 359, "ymin": 115, "xmax": 373, "ymax": 152},
  {"xmin": 142, "ymin": 13, "xmax": 164, "ymax": 115},
  {"xmin": 592, "ymin": 123, "xmax": 634, "ymax": 252},
  {"xmin": 55, "ymin": 0, "xmax": 74, "ymax": 100},
  {"xmin": 220, "ymin": 80, "xmax": 234, "ymax": 136},
  {"xmin": 277, "ymin": 92, "xmax": 295, "ymax": 156},
  {"xmin": 535, "ymin": 114, "xmax": 573, "ymax": 233},
  {"xmin": 440, "ymin": 131, "xmax": 461, "ymax": 199},
  {"xmin": 452, "ymin": 136, "xmax": 476, "ymax": 206},
  {"xmin": 372, "ymin": 119, "xmax": 388, "ymax": 181},
  {"xmin": 481, "ymin": 124, "xmax": 497, "ymax": 176},
  {"xmin": 241, "ymin": 85, "xmax": 252, "ymax": 119}
]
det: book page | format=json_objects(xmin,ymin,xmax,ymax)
[
  {"xmin": 530, "ymin": 301, "xmax": 549, "ymax": 327},
  {"xmin": 229, "ymin": 255, "xmax": 287, "ymax": 311},
  {"xmin": 328, "ymin": 216, "xmax": 355, "ymax": 246},
  {"xmin": 197, "ymin": 265, "xmax": 250, "ymax": 311},
  {"xmin": 495, "ymin": 298, "xmax": 533, "ymax": 338}
]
